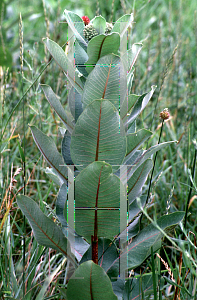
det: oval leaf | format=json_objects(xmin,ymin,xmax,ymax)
[
  {"xmin": 70, "ymin": 99, "xmax": 126, "ymax": 171},
  {"xmin": 85, "ymin": 33, "xmax": 120, "ymax": 74},
  {"xmin": 67, "ymin": 161, "xmax": 124, "ymax": 241},
  {"xmin": 67, "ymin": 261, "xmax": 118, "ymax": 300},
  {"xmin": 82, "ymin": 54, "xmax": 127, "ymax": 111}
]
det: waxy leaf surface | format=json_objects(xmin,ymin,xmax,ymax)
[
  {"xmin": 82, "ymin": 54, "xmax": 127, "ymax": 111},
  {"xmin": 67, "ymin": 261, "xmax": 118, "ymax": 300},
  {"xmin": 41, "ymin": 84, "xmax": 74, "ymax": 133},
  {"xmin": 17, "ymin": 195, "xmax": 77, "ymax": 267},
  {"xmin": 85, "ymin": 33, "xmax": 120, "ymax": 73},
  {"xmin": 67, "ymin": 161, "xmax": 124, "ymax": 241},
  {"xmin": 108, "ymin": 212, "xmax": 184, "ymax": 273},
  {"xmin": 30, "ymin": 126, "xmax": 67, "ymax": 184},
  {"xmin": 71, "ymin": 99, "xmax": 126, "ymax": 171}
]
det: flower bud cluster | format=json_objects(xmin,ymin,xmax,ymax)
[{"xmin": 82, "ymin": 16, "xmax": 113, "ymax": 42}]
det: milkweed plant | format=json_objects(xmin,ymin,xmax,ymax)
[{"xmin": 17, "ymin": 10, "xmax": 184, "ymax": 299}]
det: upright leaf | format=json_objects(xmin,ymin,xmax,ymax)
[
  {"xmin": 67, "ymin": 161, "xmax": 124, "ymax": 241},
  {"xmin": 17, "ymin": 195, "xmax": 77, "ymax": 267},
  {"xmin": 85, "ymin": 33, "xmax": 120, "ymax": 73},
  {"xmin": 43, "ymin": 38, "xmax": 84, "ymax": 94},
  {"xmin": 67, "ymin": 261, "xmax": 118, "ymax": 300},
  {"xmin": 30, "ymin": 126, "xmax": 68, "ymax": 184},
  {"xmin": 127, "ymin": 141, "xmax": 175, "ymax": 180},
  {"xmin": 82, "ymin": 54, "xmax": 127, "ymax": 111},
  {"xmin": 127, "ymin": 159, "xmax": 153, "ymax": 204},
  {"xmin": 125, "ymin": 85, "xmax": 157, "ymax": 128},
  {"xmin": 112, "ymin": 14, "xmax": 133, "ymax": 37},
  {"xmin": 70, "ymin": 99, "xmax": 126, "ymax": 171},
  {"xmin": 63, "ymin": 10, "xmax": 87, "ymax": 49},
  {"xmin": 92, "ymin": 16, "xmax": 106, "ymax": 34}
]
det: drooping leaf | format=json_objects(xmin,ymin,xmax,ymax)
[
  {"xmin": 68, "ymin": 87, "xmax": 83, "ymax": 122},
  {"xmin": 127, "ymin": 159, "xmax": 153, "ymax": 203},
  {"xmin": 42, "ymin": 38, "xmax": 84, "ymax": 94},
  {"xmin": 17, "ymin": 195, "xmax": 77, "ymax": 267},
  {"xmin": 30, "ymin": 126, "xmax": 67, "ymax": 184},
  {"xmin": 107, "ymin": 212, "xmax": 184, "ymax": 273},
  {"xmin": 127, "ymin": 141, "xmax": 176, "ymax": 180},
  {"xmin": 67, "ymin": 161, "xmax": 124, "ymax": 241},
  {"xmin": 70, "ymin": 99, "xmax": 126, "ymax": 172},
  {"xmin": 112, "ymin": 14, "xmax": 133, "ymax": 37},
  {"xmin": 82, "ymin": 54, "xmax": 127, "ymax": 111},
  {"xmin": 85, "ymin": 33, "xmax": 120, "ymax": 73},
  {"xmin": 80, "ymin": 238, "xmax": 119, "ymax": 272},
  {"xmin": 125, "ymin": 85, "xmax": 157, "ymax": 128},
  {"xmin": 41, "ymin": 84, "xmax": 74, "ymax": 133},
  {"xmin": 63, "ymin": 9, "xmax": 87, "ymax": 49},
  {"xmin": 66, "ymin": 261, "xmax": 118, "ymax": 300},
  {"xmin": 92, "ymin": 15, "xmax": 106, "ymax": 34}
]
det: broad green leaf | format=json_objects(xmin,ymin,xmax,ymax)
[
  {"xmin": 120, "ymin": 94, "xmax": 139, "ymax": 122},
  {"xmin": 125, "ymin": 85, "xmax": 157, "ymax": 128},
  {"xmin": 107, "ymin": 212, "xmax": 184, "ymax": 273},
  {"xmin": 85, "ymin": 33, "xmax": 120, "ymax": 73},
  {"xmin": 41, "ymin": 84, "xmax": 74, "ymax": 133},
  {"xmin": 112, "ymin": 14, "xmax": 133, "ymax": 37},
  {"xmin": 42, "ymin": 38, "xmax": 84, "ymax": 94},
  {"xmin": 67, "ymin": 261, "xmax": 118, "ymax": 300},
  {"xmin": 63, "ymin": 9, "xmax": 87, "ymax": 49},
  {"xmin": 80, "ymin": 238, "xmax": 119, "ymax": 272},
  {"xmin": 126, "ymin": 129, "xmax": 153, "ymax": 158},
  {"xmin": 17, "ymin": 195, "xmax": 77, "ymax": 267},
  {"xmin": 128, "ymin": 159, "xmax": 153, "ymax": 204},
  {"xmin": 127, "ymin": 141, "xmax": 175, "ymax": 180},
  {"xmin": 67, "ymin": 161, "xmax": 124, "ymax": 241},
  {"xmin": 70, "ymin": 99, "xmax": 126, "ymax": 171},
  {"xmin": 68, "ymin": 87, "xmax": 83, "ymax": 122},
  {"xmin": 30, "ymin": 126, "xmax": 67, "ymax": 184},
  {"xmin": 82, "ymin": 54, "xmax": 127, "ymax": 111},
  {"xmin": 92, "ymin": 16, "xmax": 106, "ymax": 34}
]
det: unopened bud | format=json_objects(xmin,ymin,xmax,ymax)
[{"xmin": 159, "ymin": 108, "xmax": 170, "ymax": 120}]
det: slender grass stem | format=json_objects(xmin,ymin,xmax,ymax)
[
  {"xmin": 184, "ymin": 147, "xmax": 197, "ymax": 228},
  {"xmin": 146, "ymin": 119, "xmax": 165, "ymax": 205}
]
